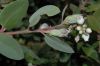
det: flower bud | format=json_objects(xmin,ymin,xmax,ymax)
[
  {"xmin": 79, "ymin": 30, "xmax": 83, "ymax": 34},
  {"xmin": 39, "ymin": 23, "xmax": 49, "ymax": 29},
  {"xmin": 75, "ymin": 35, "xmax": 80, "ymax": 43},
  {"xmin": 76, "ymin": 26, "xmax": 81, "ymax": 31},
  {"xmin": 86, "ymin": 28, "xmax": 92, "ymax": 33}
]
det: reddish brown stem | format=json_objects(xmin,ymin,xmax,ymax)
[{"xmin": 2, "ymin": 29, "xmax": 46, "ymax": 35}]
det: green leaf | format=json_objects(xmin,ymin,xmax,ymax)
[
  {"xmin": 77, "ymin": 42, "xmax": 84, "ymax": 50},
  {"xmin": 82, "ymin": 63, "xmax": 88, "ymax": 66},
  {"xmin": 86, "ymin": 0, "xmax": 100, "ymax": 32},
  {"xmin": 29, "ymin": 5, "xmax": 60, "ymax": 27},
  {"xmin": 22, "ymin": 46, "xmax": 40, "ymax": 62},
  {"xmin": 85, "ymin": 0, "xmax": 100, "ymax": 12},
  {"xmin": 0, "ymin": 0, "xmax": 29, "ymax": 29},
  {"xmin": 67, "ymin": 61, "xmax": 71, "ymax": 66},
  {"xmin": 59, "ymin": 53, "xmax": 71, "ymax": 62},
  {"xmin": 0, "ymin": 34, "xmax": 24, "ymax": 60},
  {"xmin": 64, "ymin": 14, "xmax": 83, "ymax": 24},
  {"xmin": 86, "ymin": 1, "xmax": 100, "ymax": 32},
  {"xmin": 87, "ymin": 4, "xmax": 100, "ymax": 12},
  {"xmin": 87, "ymin": 8, "xmax": 100, "ymax": 31},
  {"xmin": 22, "ymin": 46, "xmax": 47, "ymax": 64},
  {"xmin": 70, "ymin": 4, "xmax": 80, "ymax": 14},
  {"xmin": 44, "ymin": 35, "xmax": 74, "ymax": 53},
  {"xmin": 82, "ymin": 46, "xmax": 99, "ymax": 61}
]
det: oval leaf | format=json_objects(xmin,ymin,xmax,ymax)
[
  {"xmin": 60, "ymin": 53, "xmax": 71, "ymax": 62},
  {"xmin": 29, "ymin": 5, "xmax": 60, "ymax": 27},
  {"xmin": 22, "ymin": 46, "xmax": 47, "ymax": 64},
  {"xmin": 44, "ymin": 35, "xmax": 74, "ymax": 53},
  {"xmin": 87, "ymin": 1, "xmax": 100, "ymax": 32},
  {"xmin": 87, "ymin": 15, "xmax": 100, "ymax": 31},
  {"xmin": 82, "ymin": 46, "xmax": 99, "ymax": 61},
  {"xmin": 87, "ymin": 8, "xmax": 100, "ymax": 32},
  {"xmin": 22, "ymin": 46, "xmax": 40, "ymax": 61},
  {"xmin": 0, "ymin": 34, "xmax": 24, "ymax": 60},
  {"xmin": 0, "ymin": 0, "xmax": 29, "ymax": 29}
]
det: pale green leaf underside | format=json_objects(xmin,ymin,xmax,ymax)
[
  {"xmin": 44, "ymin": 35, "xmax": 74, "ymax": 53},
  {"xmin": 0, "ymin": 34, "xmax": 24, "ymax": 60},
  {"xmin": 29, "ymin": 5, "xmax": 60, "ymax": 27},
  {"xmin": 0, "ymin": 0, "xmax": 29, "ymax": 29}
]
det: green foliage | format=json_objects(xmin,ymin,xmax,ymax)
[
  {"xmin": 82, "ymin": 46, "xmax": 99, "ymax": 62},
  {"xmin": 29, "ymin": 5, "xmax": 60, "ymax": 27},
  {"xmin": 85, "ymin": 0, "xmax": 100, "ymax": 12},
  {"xmin": 22, "ymin": 46, "xmax": 46, "ymax": 64},
  {"xmin": 0, "ymin": 34, "xmax": 24, "ymax": 60},
  {"xmin": 70, "ymin": 4, "xmax": 80, "ymax": 14},
  {"xmin": 82, "ymin": 63, "xmax": 88, "ymax": 66},
  {"xmin": 59, "ymin": 53, "xmax": 71, "ymax": 62},
  {"xmin": 0, "ymin": 0, "xmax": 29, "ymax": 29},
  {"xmin": 44, "ymin": 35, "xmax": 74, "ymax": 53},
  {"xmin": 0, "ymin": 0, "xmax": 100, "ymax": 66},
  {"xmin": 22, "ymin": 46, "xmax": 40, "ymax": 62},
  {"xmin": 87, "ymin": 8, "xmax": 100, "ymax": 32},
  {"xmin": 86, "ymin": 0, "xmax": 100, "ymax": 32}
]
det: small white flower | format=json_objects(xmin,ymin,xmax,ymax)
[
  {"xmin": 39, "ymin": 23, "xmax": 49, "ymax": 29},
  {"xmin": 76, "ymin": 26, "xmax": 81, "ymax": 31},
  {"xmin": 75, "ymin": 20, "xmax": 92, "ymax": 42},
  {"xmin": 75, "ymin": 35, "xmax": 80, "ymax": 43},
  {"xmin": 28, "ymin": 63, "xmax": 33, "ymax": 66},
  {"xmin": 86, "ymin": 28, "xmax": 92, "ymax": 33},
  {"xmin": 79, "ymin": 30, "xmax": 83, "ymax": 34},
  {"xmin": 77, "ymin": 16, "xmax": 85, "ymax": 25},
  {"xmin": 82, "ymin": 34, "xmax": 90, "ymax": 42}
]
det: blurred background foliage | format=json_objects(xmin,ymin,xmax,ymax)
[{"xmin": 0, "ymin": 0, "xmax": 100, "ymax": 66}]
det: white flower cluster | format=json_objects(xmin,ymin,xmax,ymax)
[
  {"xmin": 65, "ymin": 14, "xmax": 92, "ymax": 42},
  {"xmin": 74, "ymin": 14, "xmax": 92, "ymax": 42},
  {"xmin": 75, "ymin": 24, "xmax": 92, "ymax": 42},
  {"xmin": 39, "ymin": 14, "xmax": 92, "ymax": 42}
]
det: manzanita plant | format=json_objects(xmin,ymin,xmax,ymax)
[{"xmin": 0, "ymin": 0, "xmax": 100, "ymax": 66}]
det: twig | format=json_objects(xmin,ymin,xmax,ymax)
[
  {"xmin": 0, "ymin": 24, "xmax": 100, "ymax": 41},
  {"xmin": 2, "ymin": 29, "xmax": 49, "ymax": 35},
  {"xmin": 61, "ymin": 3, "xmax": 68, "ymax": 22},
  {"xmin": 1, "ymin": 26, "xmax": 56, "ymax": 35},
  {"xmin": 0, "ymin": 23, "xmax": 66, "ymax": 35}
]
